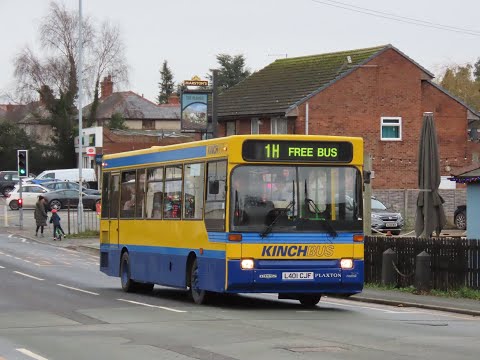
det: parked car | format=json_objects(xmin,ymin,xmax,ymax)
[
  {"xmin": 42, "ymin": 189, "xmax": 101, "ymax": 211},
  {"xmin": 370, "ymin": 197, "xmax": 404, "ymax": 235},
  {"xmin": 6, "ymin": 184, "xmax": 50, "ymax": 210},
  {"xmin": 454, "ymin": 205, "xmax": 466, "ymax": 230},
  {"xmin": 0, "ymin": 171, "xmax": 20, "ymax": 197},
  {"xmin": 42, "ymin": 181, "xmax": 101, "ymax": 195}
]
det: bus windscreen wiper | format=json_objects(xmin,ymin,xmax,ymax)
[
  {"xmin": 260, "ymin": 200, "xmax": 295, "ymax": 238},
  {"xmin": 260, "ymin": 180, "xmax": 295, "ymax": 238},
  {"xmin": 304, "ymin": 180, "xmax": 337, "ymax": 238}
]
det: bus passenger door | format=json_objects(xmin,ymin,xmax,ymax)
[{"xmin": 109, "ymin": 173, "xmax": 120, "ymax": 247}]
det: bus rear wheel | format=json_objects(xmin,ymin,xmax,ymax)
[
  {"xmin": 189, "ymin": 258, "xmax": 209, "ymax": 305},
  {"xmin": 120, "ymin": 252, "xmax": 139, "ymax": 292},
  {"xmin": 299, "ymin": 295, "xmax": 321, "ymax": 307}
]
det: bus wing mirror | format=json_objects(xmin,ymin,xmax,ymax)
[{"xmin": 209, "ymin": 180, "xmax": 219, "ymax": 194}]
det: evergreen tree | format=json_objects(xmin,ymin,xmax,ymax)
[
  {"xmin": 108, "ymin": 112, "xmax": 127, "ymax": 130},
  {"xmin": 157, "ymin": 60, "xmax": 175, "ymax": 104},
  {"xmin": 208, "ymin": 54, "xmax": 251, "ymax": 93}
]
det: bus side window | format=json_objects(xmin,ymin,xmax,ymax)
[
  {"xmin": 164, "ymin": 165, "xmax": 182, "ymax": 219},
  {"xmin": 205, "ymin": 160, "xmax": 227, "ymax": 231},
  {"xmin": 135, "ymin": 169, "xmax": 146, "ymax": 218},
  {"xmin": 101, "ymin": 172, "xmax": 110, "ymax": 219},
  {"xmin": 120, "ymin": 170, "xmax": 136, "ymax": 219},
  {"xmin": 146, "ymin": 167, "xmax": 163, "ymax": 219},
  {"xmin": 183, "ymin": 163, "xmax": 205, "ymax": 220}
]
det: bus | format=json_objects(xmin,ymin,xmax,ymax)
[{"xmin": 100, "ymin": 135, "xmax": 365, "ymax": 306}]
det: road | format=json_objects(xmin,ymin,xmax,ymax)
[{"xmin": 0, "ymin": 229, "xmax": 479, "ymax": 360}]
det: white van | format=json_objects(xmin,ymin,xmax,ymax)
[{"xmin": 33, "ymin": 168, "xmax": 97, "ymax": 185}]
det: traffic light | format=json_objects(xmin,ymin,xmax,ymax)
[
  {"xmin": 17, "ymin": 150, "xmax": 29, "ymax": 177},
  {"xmin": 18, "ymin": 198, "xmax": 23, "ymax": 208}
]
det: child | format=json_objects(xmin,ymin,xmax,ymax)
[{"xmin": 49, "ymin": 209, "xmax": 66, "ymax": 241}]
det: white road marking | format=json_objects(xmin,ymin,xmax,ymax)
[
  {"xmin": 0, "ymin": 265, "xmax": 4, "ymax": 269},
  {"xmin": 21, "ymin": 238, "xmax": 27, "ymax": 242},
  {"xmin": 13, "ymin": 271, "xmax": 44, "ymax": 281},
  {"xmin": 8, "ymin": 234, "xmax": 13, "ymax": 238},
  {"xmin": 117, "ymin": 298, "xmax": 187, "ymax": 313},
  {"xmin": 57, "ymin": 284, "xmax": 99, "ymax": 295},
  {"xmin": 16, "ymin": 348, "xmax": 49, "ymax": 360}
]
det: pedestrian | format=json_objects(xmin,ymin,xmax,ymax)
[
  {"xmin": 34, "ymin": 195, "xmax": 48, "ymax": 237},
  {"xmin": 49, "ymin": 209, "xmax": 66, "ymax": 241}
]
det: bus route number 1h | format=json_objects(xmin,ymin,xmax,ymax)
[{"xmin": 265, "ymin": 144, "xmax": 280, "ymax": 159}]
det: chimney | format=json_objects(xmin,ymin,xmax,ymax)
[
  {"xmin": 167, "ymin": 94, "xmax": 180, "ymax": 105},
  {"xmin": 100, "ymin": 75, "xmax": 113, "ymax": 99},
  {"xmin": 39, "ymin": 85, "xmax": 53, "ymax": 106}
]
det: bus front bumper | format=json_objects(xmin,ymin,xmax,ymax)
[{"xmin": 225, "ymin": 259, "xmax": 364, "ymax": 294}]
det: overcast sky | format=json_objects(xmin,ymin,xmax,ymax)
[{"xmin": 1, "ymin": 0, "xmax": 479, "ymax": 104}]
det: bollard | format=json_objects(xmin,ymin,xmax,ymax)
[
  {"xmin": 381, "ymin": 248, "xmax": 397, "ymax": 286},
  {"xmin": 414, "ymin": 251, "xmax": 431, "ymax": 292}
]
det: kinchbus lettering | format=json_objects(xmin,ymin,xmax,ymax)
[{"xmin": 261, "ymin": 245, "xmax": 334, "ymax": 257}]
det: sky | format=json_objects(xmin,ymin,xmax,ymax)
[{"xmin": 1, "ymin": 0, "xmax": 479, "ymax": 104}]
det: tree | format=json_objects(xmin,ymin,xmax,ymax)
[
  {"xmin": 474, "ymin": 59, "xmax": 480, "ymax": 82},
  {"xmin": 13, "ymin": 2, "xmax": 128, "ymax": 166},
  {"xmin": 157, "ymin": 60, "xmax": 174, "ymax": 104},
  {"xmin": 0, "ymin": 121, "xmax": 52, "ymax": 174},
  {"xmin": 439, "ymin": 64, "xmax": 480, "ymax": 111},
  {"xmin": 108, "ymin": 112, "xmax": 127, "ymax": 130},
  {"xmin": 208, "ymin": 54, "xmax": 251, "ymax": 93}
]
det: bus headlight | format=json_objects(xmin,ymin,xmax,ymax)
[
  {"xmin": 340, "ymin": 258, "xmax": 353, "ymax": 269},
  {"xmin": 240, "ymin": 258, "xmax": 254, "ymax": 270}
]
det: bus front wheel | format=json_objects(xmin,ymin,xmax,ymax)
[
  {"xmin": 189, "ymin": 258, "xmax": 209, "ymax": 305},
  {"xmin": 299, "ymin": 295, "xmax": 321, "ymax": 307},
  {"xmin": 120, "ymin": 252, "xmax": 138, "ymax": 292}
]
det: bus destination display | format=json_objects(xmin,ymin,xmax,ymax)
[{"xmin": 242, "ymin": 140, "xmax": 353, "ymax": 162}]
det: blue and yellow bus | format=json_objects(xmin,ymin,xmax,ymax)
[{"xmin": 100, "ymin": 135, "xmax": 365, "ymax": 306}]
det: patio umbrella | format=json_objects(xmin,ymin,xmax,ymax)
[{"xmin": 415, "ymin": 112, "xmax": 446, "ymax": 237}]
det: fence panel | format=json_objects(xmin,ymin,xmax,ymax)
[{"xmin": 364, "ymin": 236, "xmax": 480, "ymax": 290}]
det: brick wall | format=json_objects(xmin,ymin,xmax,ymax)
[{"xmin": 292, "ymin": 48, "xmax": 476, "ymax": 189}]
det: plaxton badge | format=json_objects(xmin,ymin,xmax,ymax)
[{"xmin": 261, "ymin": 244, "xmax": 334, "ymax": 257}]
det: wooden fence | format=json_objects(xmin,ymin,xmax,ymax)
[{"xmin": 364, "ymin": 236, "xmax": 480, "ymax": 290}]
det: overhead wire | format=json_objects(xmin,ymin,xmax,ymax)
[{"xmin": 310, "ymin": 0, "xmax": 480, "ymax": 37}]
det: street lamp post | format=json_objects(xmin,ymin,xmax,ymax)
[{"xmin": 77, "ymin": 0, "xmax": 84, "ymax": 232}]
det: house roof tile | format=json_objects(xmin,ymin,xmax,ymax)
[
  {"xmin": 84, "ymin": 91, "xmax": 180, "ymax": 120},
  {"xmin": 217, "ymin": 45, "xmax": 389, "ymax": 118}
]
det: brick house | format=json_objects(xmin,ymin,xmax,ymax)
[
  {"xmin": 217, "ymin": 44, "xmax": 480, "ymax": 190},
  {"xmin": 85, "ymin": 75, "xmax": 181, "ymax": 131}
]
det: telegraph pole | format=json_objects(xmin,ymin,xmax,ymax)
[{"xmin": 77, "ymin": 0, "xmax": 84, "ymax": 232}]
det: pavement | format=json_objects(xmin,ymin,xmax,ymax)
[{"xmin": 6, "ymin": 227, "xmax": 480, "ymax": 317}]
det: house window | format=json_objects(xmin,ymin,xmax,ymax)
[
  {"xmin": 271, "ymin": 117, "xmax": 288, "ymax": 134},
  {"xmin": 251, "ymin": 118, "xmax": 260, "ymax": 134},
  {"xmin": 142, "ymin": 120, "xmax": 155, "ymax": 130},
  {"xmin": 226, "ymin": 121, "xmax": 236, "ymax": 136},
  {"xmin": 381, "ymin": 117, "xmax": 402, "ymax": 141}
]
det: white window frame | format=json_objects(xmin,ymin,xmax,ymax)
[
  {"xmin": 380, "ymin": 117, "xmax": 402, "ymax": 141},
  {"xmin": 251, "ymin": 118, "xmax": 260, "ymax": 134},
  {"xmin": 271, "ymin": 117, "xmax": 288, "ymax": 134}
]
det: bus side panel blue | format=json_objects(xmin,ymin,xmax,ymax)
[
  {"xmin": 197, "ymin": 256, "xmax": 226, "ymax": 293},
  {"xmin": 128, "ymin": 248, "xmax": 187, "ymax": 288},
  {"xmin": 100, "ymin": 245, "xmax": 121, "ymax": 277}
]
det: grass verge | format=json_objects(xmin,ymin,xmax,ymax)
[
  {"xmin": 365, "ymin": 283, "xmax": 480, "ymax": 301},
  {"xmin": 67, "ymin": 230, "xmax": 99, "ymax": 238}
]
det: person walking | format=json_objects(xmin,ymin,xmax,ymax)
[
  {"xmin": 49, "ymin": 209, "xmax": 66, "ymax": 241},
  {"xmin": 34, "ymin": 195, "xmax": 48, "ymax": 237}
]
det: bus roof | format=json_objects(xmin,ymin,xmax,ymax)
[{"xmin": 102, "ymin": 134, "xmax": 364, "ymax": 170}]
